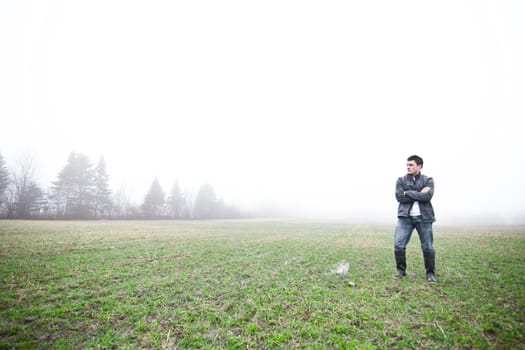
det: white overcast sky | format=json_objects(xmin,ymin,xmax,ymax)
[{"xmin": 1, "ymin": 1, "xmax": 524, "ymax": 224}]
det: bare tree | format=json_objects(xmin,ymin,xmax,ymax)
[
  {"xmin": 12, "ymin": 154, "xmax": 44, "ymax": 218},
  {"xmin": 113, "ymin": 184, "xmax": 134, "ymax": 219},
  {"xmin": 0, "ymin": 151, "xmax": 9, "ymax": 216}
]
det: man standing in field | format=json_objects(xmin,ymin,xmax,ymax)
[{"xmin": 393, "ymin": 155, "xmax": 437, "ymax": 282}]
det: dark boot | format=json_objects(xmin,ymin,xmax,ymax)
[
  {"xmin": 424, "ymin": 251, "xmax": 437, "ymax": 282},
  {"xmin": 394, "ymin": 250, "xmax": 407, "ymax": 278}
]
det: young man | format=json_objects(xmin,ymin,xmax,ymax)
[{"xmin": 393, "ymin": 155, "xmax": 437, "ymax": 282}]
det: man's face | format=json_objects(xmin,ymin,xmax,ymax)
[{"xmin": 407, "ymin": 160, "xmax": 422, "ymax": 176}]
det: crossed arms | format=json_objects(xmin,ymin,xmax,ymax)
[{"xmin": 395, "ymin": 177, "xmax": 434, "ymax": 204}]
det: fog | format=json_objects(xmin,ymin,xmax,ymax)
[{"xmin": 1, "ymin": 1, "xmax": 524, "ymax": 224}]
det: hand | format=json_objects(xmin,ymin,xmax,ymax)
[{"xmin": 421, "ymin": 186, "xmax": 431, "ymax": 193}]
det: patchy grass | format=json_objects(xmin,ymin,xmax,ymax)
[{"xmin": 0, "ymin": 220, "xmax": 524, "ymax": 349}]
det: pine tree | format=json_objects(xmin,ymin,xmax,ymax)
[
  {"xmin": 193, "ymin": 183, "xmax": 219, "ymax": 219},
  {"xmin": 52, "ymin": 152, "xmax": 95, "ymax": 219},
  {"xmin": 142, "ymin": 177, "xmax": 165, "ymax": 218},
  {"xmin": 166, "ymin": 181, "xmax": 185, "ymax": 219},
  {"xmin": 93, "ymin": 157, "xmax": 112, "ymax": 218}
]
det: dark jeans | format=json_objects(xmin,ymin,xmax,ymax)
[{"xmin": 394, "ymin": 216, "xmax": 434, "ymax": 253}]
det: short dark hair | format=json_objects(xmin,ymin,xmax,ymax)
[{"xmin": 407, "ymin": 155, "xmax": 424, "ymax": 167}]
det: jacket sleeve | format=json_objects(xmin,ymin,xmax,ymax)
[
  {"xmin": 395, "ymin": 177, "xmax": 413, "ymax": 203},
  {"xmin": 405, "ymin": 177, "xmax": 434, "ymax": 202}
]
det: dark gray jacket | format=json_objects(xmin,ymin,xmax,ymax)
[{"xmin": 395, "ymin": 173, "xmax": 435, "ymax": 222}]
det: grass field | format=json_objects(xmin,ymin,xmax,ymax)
[{"xmin": 0, "ymin": 220, "xmax": 524, "ymax": 349}]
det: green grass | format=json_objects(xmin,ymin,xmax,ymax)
[{"xmin": 1, "ymin": 220, "xmax": 524, "ymax": 349}]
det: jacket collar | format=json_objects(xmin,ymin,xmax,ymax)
[{"xmin": 407, "ymin": 172, "xmax": 422, "ymax": 180}]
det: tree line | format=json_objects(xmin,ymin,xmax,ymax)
[{"xmin": 0, "ymin": 151, "xmax": 242, "ymax": 220}]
